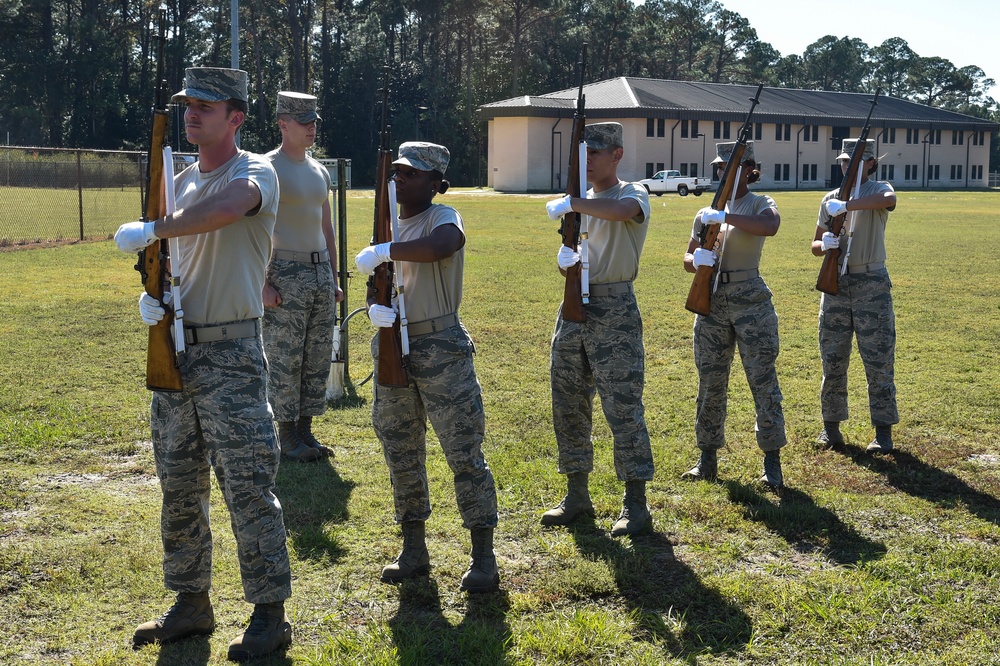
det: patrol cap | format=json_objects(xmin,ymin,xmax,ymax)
[
  {"xmin": 584, "ymin": 122, "xmax": 623, "ymax": 150},
  {"xmin": 393, "ymin": 141, "xmax": 450, "ymax": 175},
  {"xmin": 715, "ymin": 140, "xmax": 755, "ymax": 165},
  {"xmin": 172, "ymin": 67, "xmax": 249, "ymax": 104},
  {"xmin": 837, "ymin": 138, "xmax": 876, "ymax": 161},
  {"xmin": 276, "ymin": 91, "xmax": 321, "ymax": 123}
]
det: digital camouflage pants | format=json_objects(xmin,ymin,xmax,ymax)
[
  {"xmin": 693, "ymin": 277, "xmax": 786, "ymax": 452},
  {"xmin": 550, "ymin": 290, "xmax": 654, "ymax": 481},
  {"xmin": 371, "ymin": 323, "xmax": 498, "ymax": 529},
  {"xmin": 150, "ymin": 332, "xmax": 292, "ymax": 604},
  {"xmin": 263, "ymin": 258, "xmax": 336, "ymax": 421},
  {"xmin": 819, "ymin": 268, "xmax": 898, "ymax": 426}
]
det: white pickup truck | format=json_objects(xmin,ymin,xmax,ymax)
[{"xmin": 637, "ymin": 170, "xmax": 712, "ymax": 197}]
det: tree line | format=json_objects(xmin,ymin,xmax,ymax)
[{"xmin": 1, "ymin": 0, "xmax": 996, "ymax": 186}]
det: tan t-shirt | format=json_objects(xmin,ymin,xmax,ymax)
[
  {"xmin": 584, "ymin": 180, "xmax": 651, "ymax": 283},
  {"xmin": 172, "ymin": 150, "xmax": 279, "ymax": 326},
  {"xmin": 817, "ymin": 178, "xmax": 894, "ymax": 267},
  {"xmin": 692, "ymin": 192, "xmax": 777, "ymax": 272},
  {"xmin": 395, "ymin": 204, "xmax": 465, "ymax": 324},
  {"xmin": 265, "ymin": 148, "xmax": 331, "ymax": 252}
]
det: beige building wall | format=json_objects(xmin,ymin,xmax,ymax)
[{"xmin": 488, "ymin": 116, "xmax": 990, "ymax": 192}]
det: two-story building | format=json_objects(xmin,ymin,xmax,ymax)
[{"xmin": 479, "ymin": 78, "xmax": 997, "ymax": 192}]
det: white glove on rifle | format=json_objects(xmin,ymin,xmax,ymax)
[
  {"xmin": 820, "ymin": 232, "xmax": 840, "ymax": 252},
  {"xmin": 138, "ymin": 290, "xmax": 172, "ymax": 327},
  {"xmin": 115, "ymin": 220, "xmax": 159, "ymax": 253},
  {"xmin": 692, "ymin": 248, "xmax": 717, "ymax": 270},
  {"xmin": 824, "ymin": 198, "xmax": 848, "ymax": 217},
  {"xmin": 367, "ymin": 303, "xmax": 397, "ymax": 329},
  {"xmin": 699, "ymin": 208, "xmax": 726, "ymax": 226},
  {"xmin": 546, "ymin": 195, "xmax": 574, "ymax": 221},
  {"xmin": 355, "ymin": 242, "xmax": 393, "ymax": 275},
  {"xmin": 557, "ymin": 245, "xmax": 580, "ymax": 270}
]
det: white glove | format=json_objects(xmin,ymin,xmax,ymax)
[
  {"xmin": 824, "ymin": 198, "xmax": 848, "ymax": 217},
  {"xmin": 546, "ymin": 195, "xmax": 574, "ymax": 220},
  {"xmin": 355, "ymin": 242, "xmax": 393, "ymax": 275},
  {"xmin": 557, "ymin": 245, "xmax": 580, "ymax": 270},
  {"xmin": 699, "ymin": 208, "xmax": 726, "ymax": 225},
  {"xmin": 367, "ymin": 303, "xmax": 397, "ymax": 328},
  {"xmin": 820, "ymin": 232, "xmax": 840, "ymax": 252},
  {"xmin": 115, "ymin": 220, "xmax": 158, "ymax": 253},
  {"xmin": 692, "ymin": 248, "xmax": 717, "ymax": 270},
  {"xmin": 138, "ymin": 291, "xmax": 172, "ymax": 326}
]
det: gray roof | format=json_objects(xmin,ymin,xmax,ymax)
[{"xmin": 479, "ymin": 77, "xmax": 998, "ymax": 131}]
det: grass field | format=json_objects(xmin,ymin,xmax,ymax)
[{"xmin": 1, "ymin": 189, "xmax": 999, "ymax": 665}]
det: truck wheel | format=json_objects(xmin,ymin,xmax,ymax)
[
  {"xmin": 678, "ymin": 185, "xmax": 689, "ymax": 196},
  {"xmin": 643, "ymin": 184, "xmax": 650, "ymax": 193},
  {"xmin": 654, "ymin": 192, "xmax": 663, "ymax": 197},
  {"xmin": 693, "ymin": 190, "xmax": 702, "ymax": 196}
]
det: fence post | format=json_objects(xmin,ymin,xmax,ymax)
[{"xmin": 76, "ymin": 150, "xmax": 84, "ymax": 240}]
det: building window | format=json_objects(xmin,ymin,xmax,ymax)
[
  {"xmin": 972, "ymin": 130, "xmax": 985, "ymax": 146},
  {"xmin": 906, "ymin": 128, "xmax": 915, "ymax": 144},
  {"xmin": 689, "ymin": 163, "xmax": 698, "ymax": 177},
  {"xmin": 773, "ymin": 163, "xmax": 790, "ymax": 181},
  {"xmin": 657, "ymin": 119, "xmax": 665, "ymax": 138},
  {"xmin": 691, "ymin": 120, "xmax": 699, "ymax": 138},
  {"xmin": 679, "ymin": 163, "xmax": 688, "ymax": 176},
  {"xmin": 929, "ymin": 164, "xmax": 940, "ymax": 180},
  {"xmin": 656, "ymin": 162, "xmax": 664, "ymax": 172},
  {"xmin": 646, "ymin": 118, "xmax": 654, "ymax": 137},
  {"xmin": 882, "ymin": 128, "xmax": 896, "ymax": 143},
  {"xmin": 802, "ymin": 164, "xmax": 817, "ymax": 181},
  {"xmin": 880, "ymin": 164, "xmax": 895, "ymax": 180},
  {"xmin": 952, "ymin": 131, "xmax": 964, "ymax": 145},
  {"xmin": 802, "ymin": 125, "xmax": 819, "ymax": 142},
  {"xmin": 974, "ymin": 164, "xmax": 984, "ymax": 180},
  {"xmin": 646, "ymin": 162, "xmax": 654, "ymax": 178},
  {"xmin": 775, "ymin": 124, "xmax": 791, "ymax": 141},
  {"xmin": 950, "ymin": 164, "xmax": 962, "ymax": 180},
  {"xmin": 929, "ymin": 129, "xmax": 941, "ymax": 145},
  {"xmin": 714, "ymin": 121, "xmax": 721, "ymax": 139},
  {"xmin": 754, "ymin": 123, "xmax": 762, "ymax": 140},
  {"xmin": 681, "ymin": 119, "xmax": 689, "ymax": 139}
]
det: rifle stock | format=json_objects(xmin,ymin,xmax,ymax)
[
  {"xmin": 559, "ymin": 43, "xmax": 587, "ymax": 323},
  {"xmin": 369, "ymin": 67, "xmax": 408, "ymax": 387},
  {"xmin": 685, "ymin": 84, "xmax": 763, "ymax": 316},
  {"xmin": 816, "ymin": 88, "xmax": 881, "ymax": 295},
  {"xmin": 137, "ymin": 10, "xmax": 182, "ymax": 392}
]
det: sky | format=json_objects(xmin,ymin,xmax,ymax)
[{"xmin": 648, "ymin": 0, "xmax": 1000, "ymax": 101}]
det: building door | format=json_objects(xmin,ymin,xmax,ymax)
[
  {"xmin": 551, "ymin": 131, "xmax": 563, "ymax": 191},
  {"xmin": 829, "ymin": 126, "xmax": 851, "ymax": 188}
]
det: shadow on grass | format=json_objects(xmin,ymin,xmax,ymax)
[
  {"xmin": 723, "ymin": 481, "xmax": 887, "ymax": 565},
  {"xmin": 832, "ymin": 443, "xmax": 1000, "ymax": 525},
  {"xmin": 387, "ymin": 578, "xmax": 513, "ymax": 666},
  {"xmin": 568, "ymin": 520, "xmax": 752, "ymax": 659},
  {"xmin": 152, "ymin": 634, "xmax": 211, "ymax": 666},
  {"xmin": 326, "ymin": 377, "xmax": 368, "ymax": 409},
  {"xmin": 275, "ymin": 456, "xmax": 355, "ymax": 563}
]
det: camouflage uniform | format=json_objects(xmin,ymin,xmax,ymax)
[
  {"xmin": 817, "ymin": 139, "xmax": 898, "ymax": 427},
  {"xmin": 264, "ymin": 92, "xmax": 335, "ymax": 422},
  {"xmin": 691, "ymin": 144, "xmax": 786, "ymax": 453},
  {"xmin": 148, "ymin": 67, "xmax": 291, "ymax": 604},
  {"xmin": 369, "ymin": 143, "xmax": 497, "ymax": 529},
  {"xmin": 551, "ymin": 122, "xmax": 654, "ymax": 482}
]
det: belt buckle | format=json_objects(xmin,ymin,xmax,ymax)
[
  {"xmin": 719, "ymin": 272, "xmax": 731, "ymax": 285},
  {"xmin": 185, "ymin": 327, "xmax": 199, "ymax": 345},
  {"xmin": 311, "ymin": 251, "xmax": 322, "ymax": 264}
]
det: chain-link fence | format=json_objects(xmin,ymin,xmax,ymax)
[{"xmin": 0, "ymin": 146, "xmax": 194, "ymax": 247}]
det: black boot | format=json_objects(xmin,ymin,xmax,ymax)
[
  {"xmin": 297, "ymin": 415, "xmax": 333, "ymax": 457},
  {"xmin": 133, "ymin": 591, "xmax": 215, "ymax": 647},
  {"xmin": 277, "ymin": 421, "xmax": 320, "ymax": 462},
  {"xmin": 460, "ymin": 527, "xmax": 500, "ymax": 592},
  {"xmin": 226, "ymin": 601, "xmax": 292, "ymax": 662},
  {"xmin": 760, "ymin": 449, "xmax": 784, "ymax": 488},
  {"xmin": 681, "ymin": 449, "xmax": 718, "ymax": 481},
  {"xmin": 610, "ymin": 480, "xmax": 652, "ymax": 537},
  {"xmin": 540, "ymin": 472, "xmax": 595, "ymax": 526},
  {"xmin": 867, "ymin": 425, "xmax": 894, "ymax": 453},
  {"xmin": 380, "ymin": 521, "xmax": 431, "ymax": 584},
  {"xmin": 817, "ymin": 421, "xmax": 845, "ymax": 449}
]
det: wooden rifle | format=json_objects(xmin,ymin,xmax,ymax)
[
  {"xmin": 685, "ymin": 83, "xmax": 763, "ymax": 316},
  {"xmin": 816, "ymin": 88, "xmax": 881, "ymax": 295},
  {"xmin": 367, "ymin": 66, "xmax": 407, "ymax": 387},
  {"xmin": 558, "ymin": 43, "xmax": 588, "ymax": 323},
  {"xmin": 135, "ymin": 9, "xmax": 182, "ymax": 392}
]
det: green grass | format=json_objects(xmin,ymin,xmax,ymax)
[{"xmin": 1, "ymin": 189, "xmax": 999, "ymax": 664}]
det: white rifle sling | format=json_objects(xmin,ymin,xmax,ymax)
[
  {"xmin": 387, "ymin": 180, "xmax": 410, "ymax": 358},
  {"xmin": 577, "ymin": 140, "xmax": 590, "ymax": 304},
  {"xmin": 839, "ymin": 174, "xmax": 864, "ymax": 277},
  {"xmin": 712, "ymin": 164, "xmax": 742, "ymax": 295},
  {"xmin": 162, "ymin": 147, "xmax": 185, "ymax": 354}
]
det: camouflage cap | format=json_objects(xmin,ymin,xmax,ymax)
[
  {"xmin": 584, "ymin": 122, "xmax": 623, "ymax": 150},
  {"xmin": 715, "ymin": 140, "xmax": 755, "ymax": 165},
  {"xmin": 172, "ymin": 67, "xmax": 248, "ymax": 104},
  {"xmin": 276, "ymin": 91, "xmax": 321, "ymax": 123},
  {"xmin": 393, "ymin": 141, "xmax": 450, "ymax": 175},
  {"xmin": 837, "ymin": 138, "xmax": 876, "ymax": 161}
]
